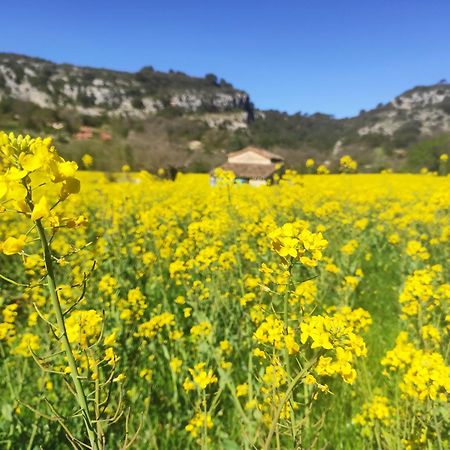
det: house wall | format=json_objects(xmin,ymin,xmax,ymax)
[
  {"xmin": 228, "ymin": 151, "xmax": 271, "ymax": 165},
  {"xmin": 249, "ymin": 179, "xmax": 267, "ymax": 187}
]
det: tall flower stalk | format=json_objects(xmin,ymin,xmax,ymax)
[{"xmin": 0, "ymin": 132, "xmax": 99, "ymax": 449}]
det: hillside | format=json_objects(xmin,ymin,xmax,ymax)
[
  {"xmin": 1, "ymin": 53, "xmax": 449, "ymax": 172},
  {"xmin": 0, "ymin": 53, "xmax": 251, "ymax": 115}
]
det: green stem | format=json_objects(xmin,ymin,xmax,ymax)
[
  {"xmin": 35, "ymin": 219, "xmax": 99, "ymax": 450},
  {"xmin": 432, "ymin": 407, "xmax": 443, "ymax": 450},
  {"xmin": 26, "ymin": 423, "xmax": 38, "ymax": 450},
  {"xmin": 202, "ymin": 390, "xmax": 207, "ymax": 450},
  {"xmin": 94, "ymin": 357, "xmax": 105, "ymax": 450},
  {"xmin": 262, "ymin": 353, "xmax": 321, "ymax": 450}
]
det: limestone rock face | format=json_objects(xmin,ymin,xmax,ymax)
[
  {"xmin": 0, "ymin": 53, "xmax": 250, "ymax": 117},
  {"xmin": 357, "ymin": 84, "xmax": 450, "ymax": 137}
]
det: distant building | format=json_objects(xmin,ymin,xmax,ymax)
[
  {"xmin": 74, "ymin": 127, "xmax": 112, "ymax": 141},
  {"xmin": 99, "ymin": 131, "xmax": 112, "ymax": 141},
  {"xmin": 212, "ymin": 146, "xmax": 284, "ymax": 186},
  {"xmin": 74, "ymin": 126, "xmax": 94, "ymax": 141}
]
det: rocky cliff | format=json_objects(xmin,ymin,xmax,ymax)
[
  {"xmin": 357, "ymin": 83, "xmax": 450, "ymax": 136},
  {"xmin": 0, "ymin": 53, "xmax": 250, "ymax": 117}
]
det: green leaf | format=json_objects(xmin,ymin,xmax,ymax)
[{"xmin": 1, "ymin": 404, "xmax": 12, "ymax": 422}]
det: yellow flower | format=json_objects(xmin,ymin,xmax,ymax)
[
  {"xmin": 31, "ymin": 195, "xmax": 50, "ymax": 221},
  {"xmin": 190, "ymin": 321, "xmax": 212, "ymax": 339},
  {"xmin": 304, "ymin": 374, "xmax": 316, "ymax": 385},
  {"xmin": 113, "ymin": 373, "xmax": 126, "ymax": 383},
  {"xmin": 82, "ymin": 153, "xmax": 93, "ymax": 168},
  {"xmin": 270, "ymin": 222, "xmax": 327, "ymax": 266},
  {"xmin": 65, "ymin": 310, "xmax": 103, "ymax": 349},
  {"xmin": 188, "ymin": 362, "xmax": 218, "ymax": 390},
  {"xmin": 135, "ymin": 312, "xmax": 175, "ymax": 339},
  {"xmin": 353, "ymin": 396, "xmax": 393, "ymax": 429},
  {"xmin": 182, "ymin": 378, "xmax": 195, "ymax": 391},
  {"xmin": 175, "ymin": 295, "xmax": 185, "ymax": 304},
  {"xmin": 339, "ymin": 155, "xmax": 358, "ymax": 172},
  {"xmin": 185, "ymin": 412, "xmax": 213, "ymax": 437},
  {"xmin": 12, "ymin": 333, "xmax": 40, "ymax": 357},
  {"xmin": 169, "ymin": 357, "xmax": 183, "ymax": 373},
  {"xmin": 1, "ymin": 235, "xmax": 27, "ymax": 255},
  {"xmin": 236, "ymin": 383, "xmax": 249, "ymax": 397},
  {"xmin": 220, "ymin": 339, "xmax": 232, "ymax": 354},
  {"xmin": 317, "ymin": 164, "xmax": 330, "ymax": 174}
]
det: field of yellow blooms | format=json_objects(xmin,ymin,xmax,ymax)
[{"xmin": 0, "ymin": 133, "xmax": 449, "ymax": 450}]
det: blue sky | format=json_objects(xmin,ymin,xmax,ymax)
[{"xmin": 1, "ymin": 0, "xmax": 449, "ymax": 117}]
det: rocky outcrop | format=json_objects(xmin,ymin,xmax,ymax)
[
  {"xmin": 0, "ymin": 53, "xmax": 250, "ymax": 117},
  {"xmin": 357, "ymin": 84, "xmax": 450, "ymax": 136}
]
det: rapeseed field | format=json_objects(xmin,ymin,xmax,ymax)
[{"xmin": 0, "ymin": 132, "xmax": 448, "ymax": 449}]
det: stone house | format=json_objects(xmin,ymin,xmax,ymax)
[{"xmin": 212, "ymin": 146, "xmax": 284, "ymax": 186}]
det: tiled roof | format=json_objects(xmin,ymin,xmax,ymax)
[
  {"xmin": 219, "ymin": 162, "xmax": 280, "ymax": 179},
  {"xmin": 227, "ymin": 146, "xmax": 284, "ymax": 161}
]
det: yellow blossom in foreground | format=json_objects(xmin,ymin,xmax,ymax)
[
  {"xmin": 1, "ymin": 235, "xmax": 27, "ymax": 255},
  {"xmin": 31, "ymin": 195, "xmax": 51, "ymax": 221}
]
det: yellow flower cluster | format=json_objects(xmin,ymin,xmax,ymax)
[
  {"xmin": 301, "ymin": 308, "xmax": 370, "ymax": 384},
  {"xmin": 254, "ymin": 314, "xmax": 299, "ymax": 354},
  {"xmin": 405, "ymin": 239, "xmax": 430, "ymax": 261},
  {"xmin": 185, "ymin": 412, "xmax": 213, "ymax": 437},
  {"xmin": 340, "ymin": 239, "xmax": 359, "ymax": 255},
  {"xmin": 11, "ymin": 332, "xmax": 40, "ymax": 357},
  {"xmin": 290, "ymin": 279, "xmax": 317, "ymax": 307},
  {"xmin": 118, "ymin": 287, "xmax": 147, "ymax": 323},
  {"xmin": 399, "ymin": 266, "xmax": 447, "ymax": 319},
  {"xmin": 270, "ymin": 221, "xmax": 328, "ymax": 266},
  {"xmin": 135, "ymin": 312, "xmax": 176, "ymax": 339},
  {"xmin": 183, "ymin": 362, "xmax": 218, "ymax": 391},
  {"xmin": 1, "ymin": 131, "xmax": 449, "ymax": 449},
  {"xmin": 212, "ymin": 167, "xmax": 235, "ymax": 185},
  {"xmin": 0, "ymin": 132, "xmax": 80, "ymax": 209},
  {"xmin": 0, "ymin": 303, "xmax": 18, "ymax": 341},
  {"xmin": 382, "ymin": 332, "xmax": 449, "ymax": 401},
  {"xmin": 352, "ymin": 395, "xmax": 393, "ymax": 431},
  {"xmin": 65, "ymin": 309, "xmax": 103, "ymax": 349},
  {"xmin": 190, "ymin": 321, "xmax": 212, "ymax": 340},
  {"xmin": 317, "ymin": 164, "xmax": 330, "ymax": 174},
  {"xmin": 339, "ymin": 155, "xmax": 358, "ymax": 172}
]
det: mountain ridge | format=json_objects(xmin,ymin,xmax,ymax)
[
  {"xmin": 1, "ymin": 52, "xmax": 449, "ymax": 172},
  {"xmin": 0, "ymin": 52, "xmax": 252, "ymax": 117}
]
